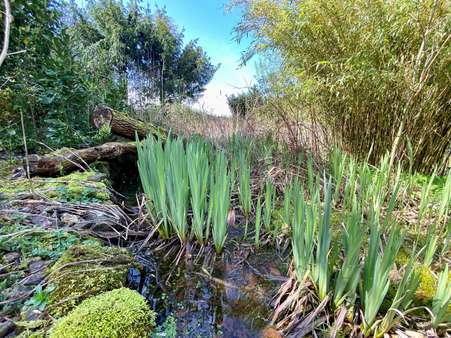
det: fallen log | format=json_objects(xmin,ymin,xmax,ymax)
[
  {"xmin": 26, "ymin": 142, "xmax": 137, "ymax": 177},
  {"xmin": 92, "ymin": 106, "xmax": 167, "ymax": 140}
]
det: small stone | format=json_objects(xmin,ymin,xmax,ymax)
[
  {"xmin": 261, "ymin": 326, "xmax": 283, "ymax": 338},
  {"xmin": 60, "ymin": 213, "xmax": 80, "ymax": 226},
  {"xmin": 11, "ymin": 167, "xmax": 25, "ymax": 179},
  {"xmin": 31, "ymin": 215, "xmax": 53, "ymax": 227},
  {"xmin": 3, "ymin": 252, "xmax": 21, "ymax": 265},
  {"xmin": 28, "ymin": 258, "xmax": 46, "ymax": 273},
  {"xmin": 21, "ymin": 308, "xmax": 44, "ymax": 322},
  {"xmin": 0, "ymin": 320, "xmax": 15, "ymax": 337},
  {"xmin": 22, "ymin": 272, "xmax": 45, "ymax": 286},
  {"xmin": 3, "ymin": 285, "xmax": 33, "ymax": 301},
  {"xmin": 87, "ymin": 173, "xmax": 107, "ymax": 182}
]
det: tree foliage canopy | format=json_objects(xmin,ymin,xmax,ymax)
[
  {"xmin": 69, "ymin": 1, "xmax": 217, "ymax": 104},
  {"xmin": 0, "ymin": 0, "xmax": 217, "ymax": 151}
]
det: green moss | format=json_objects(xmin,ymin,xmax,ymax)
[
  {"xmin": 0, "ymin": 171, "xmax": 111, "ymax": 202},
  {"xmin": 395, "ymin": 249, "xmax": 410, "ymax": 266},
  {"xmin": 414, "ymin": 265, "xmax": 437, "ymax": 304},
  {"xmin": 49, "ymin": 288, "xmax": 155, "ymax": 338},
  {"xmin": 47, "ymin": 244, "xmax": 134, "ymax": 317},
  {"xmin": 16, "ymin": 330, "xmax": 45, "ymax": 338},
  {"xmin": 0, "ymin": 224, "xmax": 87, "ymax": 260}
]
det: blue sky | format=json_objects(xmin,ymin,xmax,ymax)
[{"xmin": 147, "ymin": 0, "xmax": 257, "ymax": 115}]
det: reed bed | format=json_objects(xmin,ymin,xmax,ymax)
[
  {"xmin": 273, "ymin": 149, "xmax": 451, "ymax": 337},
  {"xmin": 137, "ymin": 133, "xmax": 450, "ymax": 336},
  {"xmin": 138, "ymin": 135, "xmax": 232, "ymax": 252}
]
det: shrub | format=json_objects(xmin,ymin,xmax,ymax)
[
  {"xmin": 227, "ymin": 86, "xmax": 263, "ymax": 118},
  {"xmin": 49, "ymin": 288, "xmax": 155, "ymax": 338},
  {"xmin": 236, "ymin": 0, "xmax": 451, "ymax": 172}
]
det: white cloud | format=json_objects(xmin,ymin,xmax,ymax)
[{"xmin": 192, "ymin": 65, "xmax": 256, "ymax": 116}]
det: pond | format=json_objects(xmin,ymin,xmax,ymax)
[
  {"xmin": 111, "ymin": 159, "xmax": 289, "ymax": 338},
  {"xmin": 127, "ymin": 234, "xmax": 288, "ymax": 337}
]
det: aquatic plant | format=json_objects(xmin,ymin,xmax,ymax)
[
  {"xmin": 187, "ymin": 140, "xmax": 210, "ymax": 244},
  {"xmin": 254, "ymin": 195, "xmax": 262, "ymax": 248},
  {"xmin": 438, "ymin": 168, "xmax": 451, "ymax": 224},
  {"xmin": 282, "ymin": 181, "xmax": 293, "ymax": 231},
  {"xmin": 238, "ymin": 151, "xmax": 251, "ymax": 238},
  {"xmin": 137, "ymin": 136, "xmax": 170, "ymax": 239},
  {"xmin": 431, "ymin": 265, "xmax": 450, "ymax": 328},
  {"xmin": 378, "ymin": 253, "xmax": 420, "ymax": 335},
  {"xmin": 423, "ymin": 227, "xmax": 438, "ymax": 267},
  {"xmin": 361, "ymin": 219, "xmax": 403, "ymax": 335},
  {"xmin": 263, "ymin": 179, "xmax": 275, "ymax": 232},
  {"xmin": 306, "ymin": 155, "xmax": 317, "ymax": 199},
  {"xmin": 210, "ymin": 152, "xmax": 231, "ymax": 253},
  {"xmin": 311, "ymin": 178, "xmax": 332, "ymax": 301},
  {"xmin": 165, "ymin": 138, "xmax": 190, "ymax": 243},
  {"xmin": 329, "ymin": 148, "xmax": 347, "ymax": 202},
  {"xmin": 418, "ymin": 169, "xmax": 437, "ymax": 226},
  {"xmin": 291, "ymin": 184, "xmax": 313, "ymax": 281},
  {"xmin": 333, "ymin": 200, "xmax": 363, "ymax": 308}
]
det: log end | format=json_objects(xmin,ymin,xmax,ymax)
[{"xmin": 92, "ymin": 106, "xmax": 114, "ymax": 129}]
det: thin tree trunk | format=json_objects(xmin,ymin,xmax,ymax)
[{"xmin": 0, "ymin": 0, "xmax": 11, "ymax": 67}]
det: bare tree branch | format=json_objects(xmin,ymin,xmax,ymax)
[{"xmin": 0, "ymin": 0, "xmax": 11, "ymax": 67}]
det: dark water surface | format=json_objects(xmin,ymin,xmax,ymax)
[{"xmin": 128, "ymin": 245, "xmax": 287, "ymax": 338}]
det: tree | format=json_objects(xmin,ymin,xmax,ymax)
[
  {"xmin": 0, "ymin": 0, "xmax": 11, "ymax": 67},
  {"xmin": 68, "ymin": 1, "xmax": 218, "ymax": 105}
]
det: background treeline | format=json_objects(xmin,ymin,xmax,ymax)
[
  {"xmin": 0, "ymin": 0, "xmax": 217, "ymax": 151},
  {"xmin": 233, "ymin": 0, "xmax": 450, "ymax": 173}
]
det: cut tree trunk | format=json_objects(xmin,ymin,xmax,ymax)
[
  {"xmin": 26, "ymin": 142, "xmax": 137, "ymax": 177},
  {"xmin": 92, "ymin": 105, "xmax": 167, "ymax": 140}
]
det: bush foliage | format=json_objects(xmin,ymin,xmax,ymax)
[
  {"xmin": 236, "ymin": 0, "xmax": 450, "ymax": 172},
  {"xmin": 227, "ymin": 86, "xmax": 263, "ymax": 117}
]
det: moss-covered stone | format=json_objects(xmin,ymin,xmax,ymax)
[
  {"xmin": 47, "ymin": 244, "xmax": 134, "ymax": 317},
  {"xmin": 0, "ymin": 171, "xmax": 111, "ymax": 202},
  {"xmin": 49, "ymin": 288, "xmax": 155, "ymax": 338}
]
